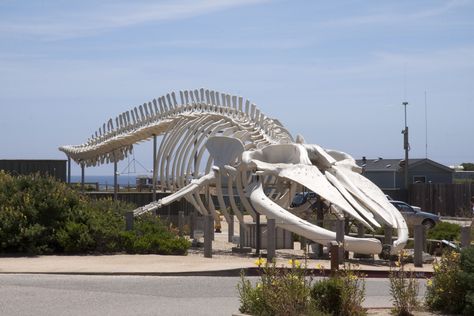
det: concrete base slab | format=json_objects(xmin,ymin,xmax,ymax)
[{"xmin": 232, "ymin": 247, "xmax": 252, "ymax": 253}]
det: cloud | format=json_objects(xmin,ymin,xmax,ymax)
[
  {"xmin": 319, "ymin": 0, "xmax": 470, "ymax": 28},
  {"xmin": 0, "ymin": 0, "xmax": 269, "ymax": 40}
]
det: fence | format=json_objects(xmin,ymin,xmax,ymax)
[
  {"xmin": 409, "ymin": 183, "xmax": 474, "ymax": 217},
  {"xmin": 86, "ymin": 183, "xmax": 474, "ymax": 221},
  {"xmin": 86, "ymin": 191, "xmax": 195, "ymax": 219}
]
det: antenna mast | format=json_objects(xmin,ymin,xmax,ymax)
[
  {"xmin": 425, "ymin": 91, "xmax": 428, "ymax": 158},
  {"xmin": 402, "ymin": 101, "xmax": 409, "ymax": 190}
]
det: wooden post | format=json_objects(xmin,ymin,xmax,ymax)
[
  {"xmin": 125, "ymin": 212, "xmax": 134, "ymax": 231},
  {"xmin": 461, "ymin": 226, "xmax": 471, "ymax": 248},
  {"xmin": 316, "ymin": 197, "xmax": 324, "ymax": 257},
  {"xmin": 240, "ymin": 222, "xmax": 246, "ymax": 249},
  {"xmin": 228, "ymin": 214, "xmax": 234, "ymax": 242},
  {"xmin": 384, "ymin": 225, "xmax": 393, "ymax": 247},
  {"xmin": 330, "ymin": 241, "xmax": 339, "ymax": 273},
  {"xmin": 336, "ymin": 218, "xmax": 345, "ymax": 264},
  {"xmin": 267, "ymin": 218, "xmax": 276, "ymax": 262},
  {"xmin": 178, "ymin": 211, "xmax": 184, "ymax": 237},
  {"xmin": 414, "ymin": 225, "xmax": 423, "ymax": 267},
  {"xmin": 255, "ymin": 212, "xmax": 261, "ymax": 256},
  {"xmin": 357, "ymin": 223, "xmax": 365, "ymax": 238},
  {"xmin": 190, "ymin": 210, "xmax": 195, "ymax": 239},
  {"xmin": 204, "ymin": 214, "xmax": 213, "ymax": 258}
]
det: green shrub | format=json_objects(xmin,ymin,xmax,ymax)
[
  {"xmin": 238, "ymin": 259, "xmax": 315, "ymax": 316},
  {"xmin": 310, "ymin": 266, "xmax": 366, "ymax": 316},
  {"xmin": 460, "ymin": 246, "xmax": 474, "ymax": 315},
  {"xmin": 0, "ymin": 171, "xmax": 81, "ymax": 254},
  {"xmin": 425, "ymin": 251, "xmax": 465, "ymax": 314},
  {"xmin": 0, "ymin": 171, "xmax": 190, "ymax": 255},
  {"xmin": 124, "ymin": 214, "xmax": 190, "ymax": 255},
  {"xmin": 427, "ymin": 222, "xmax": 461, "ymax": 241},
  {"xmin": 389, "ymin": 251, "xmax": 420, "ymax": 316},
  {"xmin": 310, "ymin": 277, "xmax": 342, "ymax": 314},
  {"xmin": 238, "ymin": 260, "xmax": 366, "ymax": 316}
]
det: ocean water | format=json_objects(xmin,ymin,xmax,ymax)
[{"xmin": 70, "ymin": 175, "xmax": 150, "ymax": 187}]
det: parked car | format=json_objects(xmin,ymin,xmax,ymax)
[
  {"xmin": 291, "ymin": 192, "xmax": 317, "ymax": 207},
  {"xmin": 389, "ymin": 200, "xmax": 440, "ymax": 229}
]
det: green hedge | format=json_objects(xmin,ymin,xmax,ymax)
[
  {"xmin": 0, "ymin": 171, "xmax": 190, "ymax": 255},
  {"xmin": 427, "ymin": 221, "xmax": 461, "ymax": 241}
]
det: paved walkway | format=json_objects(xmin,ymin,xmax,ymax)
[
  {"xmin": 0, "ymin": 252, "xmax": 434, "ymax": 276},
  {"xmin": 0, "ymin": 218, "xmax": 434, "ymax": 276}
]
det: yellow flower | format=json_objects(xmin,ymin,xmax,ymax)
[
  {"xmin": 427, "ymin": 279, "xmax": 433, "ymax": 287},
  {"xmin": 349, "ymin": 274, "xmax": 358, "ymax": 281},
  {"xmin": 254, "ymin": 258, "xmax": 266, "ymax": 267},
  {"xmin": 316, "ymin": 263, "xmax": 324, "ymax": 270},
  {"xmin": 288, "ymin": 259, "xmax": 301, "ymax": 268},
  {"xmin": 256, "ymin": 282, "xmax": 262, "ymax": 289}
]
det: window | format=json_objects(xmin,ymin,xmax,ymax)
[
  {"xmin": 413, "ymin": 176, "xmax": 426, "ymax": 184},
  {"xmin": 392, "ymin": 202, "xmax": 415, "ymax": 213}
]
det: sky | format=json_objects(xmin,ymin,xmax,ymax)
[{"xmin": 0, "ymin": 0, "xmax": 473, "ymax": 176}]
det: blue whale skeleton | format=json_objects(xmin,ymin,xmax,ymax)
[{"xmin": 60, "ymin": 88, "xmax": 408, "ymax": 255}]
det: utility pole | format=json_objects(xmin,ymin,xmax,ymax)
[{"xmin": 402, "ymin": 101, "xmax": 409, "ymax": 190}]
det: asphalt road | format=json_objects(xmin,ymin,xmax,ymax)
[{"xmin": 0, "ymin": 275, "xmax": 427, "ymax": 315}]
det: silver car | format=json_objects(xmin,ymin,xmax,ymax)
[{"xmin": 390, "ymin": 200, "xmax": 440, "ymax": 229}]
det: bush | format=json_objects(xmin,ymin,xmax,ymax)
[
  {"xmin": 310, "ymin": 277, "xmax": 342, "ymax": 314},
  {"xmin": 122, "ymin": 214, "xmax": 190, "ymax": 255},
  {"xmin": 460, "ymin": 246, "xmax": 474, "ymax": 315},
  {"xmin": 0, "ymin": 171, "xmax": 81, "ymax": 254},
  {"xmin": 237, "ymin": 259, "xmax": 366, "ymax": 316},
  {"xmin": 389, "ymin": 251, "xmax": 419, "ymax": 316},
  {"xmin": 310, "ymin": 267, "xmax": 366, "ymax": 316},
  {"xmin": 0, "ymin": 171, "xmax": 190, "ymax": 255},
  {"xmin": 427, "ymin": 222, "xmax": 461, "ymax": 241},
  {"xmin": 238, "ymin": 259, "xmax": 314, "ymax": 316},
  {"xmin": 425, "ymin": 250, "xmax": 465, "ymax": 314}
]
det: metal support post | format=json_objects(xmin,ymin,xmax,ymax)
[
  {"xmin": 267, "ymin": 218, "xmax": 276, "ymax": 262},
  {"xmin": 67, "ymin": 157, "xmax": 71, "ymax": 184},
  {"xmin": 113, "ymin": 158, "xmax": 118, "ymax": 201},
  {"xmin": 80, "ymin": 162, "xmax": 85, "ymax": 193},
  {"xmin": 414, "ymin": 225, "xmax": 423, "ymax": 267},
  {"xmin": 204, "ymin": 214, "xmax": 213, "ymax": 258},
  {"xmin": 152, "ymin": 134, "xmax": 157, "ymax": 201}
]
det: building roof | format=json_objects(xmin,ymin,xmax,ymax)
[{"xmin": 355, "ymin": 158, "xmax": 453, "ymax": 173}]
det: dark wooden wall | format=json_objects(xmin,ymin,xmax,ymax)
[{"xmin": 409, "ymin": 183, "xmax": 474, "ymax": 217}]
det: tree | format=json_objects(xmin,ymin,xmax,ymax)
[{"xmin": 461, "ymin": 163, "xmax": 474, "ymax": 171}]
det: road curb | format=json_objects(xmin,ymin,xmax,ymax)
[{"xmin": 0, "ymin": 267, "xmax": 433, "ymax": 278}]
